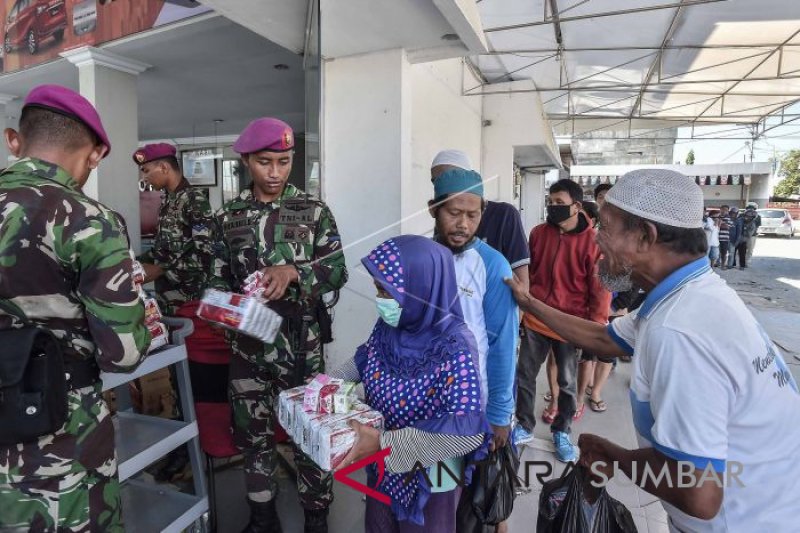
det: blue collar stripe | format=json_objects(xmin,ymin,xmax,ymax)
[
  {"xmin": 638, "ymin": 257, "xmax": 711, "ymax": 319},
  {"xmin": 652, "ymin": 442, "xmax": 726, "ymax": 473},
  {"xmin": 608, "ymin": 324, "xmax": 634, "ymax": 356}
]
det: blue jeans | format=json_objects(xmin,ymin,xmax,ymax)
[
  {"xmin": 708, "ymin": 246, "xmax": 720, "ymax": 265},
  {"xmin": 719, "ymin": 240, "xmax": 729, "ymax": 267},
  {"xmin": 727, "ymin": 241, "xmax": 737, "ymax": 267}
]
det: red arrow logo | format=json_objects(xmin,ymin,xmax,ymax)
[{"xmin": 333, "ymin": 447, "xmax": 392, "ymax": 506}]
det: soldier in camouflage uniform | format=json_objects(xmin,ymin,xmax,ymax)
[
  {"xmin": 0, "ymin": 85, "xmax": 150, "ymax": 531},
  {"xmin": 209, "ymin": 118, "xmax": 347, "ymax": 533},
  {"xmin": 134, "ymin": 143, "xmax": 216, "ymax": 317},
  {"xmin": 133, "ymin": 143, "xmax": 218, "ymax": 481}
]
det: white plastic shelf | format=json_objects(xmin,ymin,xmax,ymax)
[
  {"xmin": 101, "ymin": 344, "xmax": 187, "ymax": 391},
  {"xmin": 121, "ymin": 478, "xmax": 208, "ymax": 533},
  {"xmin": 114, "ymin": 412, "xmax": 198, "ymax": 482}
]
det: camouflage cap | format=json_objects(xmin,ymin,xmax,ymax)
[
  {"xmin": 233, "ymin": 117, "xmax": 294, "ymax": 155},
  {"xmin": 133, "ymin": 143, "xmax": 176, "ymax": 165},
  {"xmin": 23, "ymin": 84, "xmax": 111, "ymax": 156}
]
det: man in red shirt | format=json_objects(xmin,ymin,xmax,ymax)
[{"xmin": 512, "ymin": 179, "xmax": 611, "ymax": 462}]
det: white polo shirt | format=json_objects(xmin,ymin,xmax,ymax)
[{"xmin": 609, "ymin": 257, "xmax": 800, "ymax": 533}]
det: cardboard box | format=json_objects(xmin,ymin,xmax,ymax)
[
  {"xmin": 316, "ymin": 410, "xmax": 384, "ymax": 471},
  {"xmin": 197, "ymin": 289, "xmax": 282, "ymax": 343},
  {"xmin": 135, "ymin": 368, "xmax": 175, "ymax": 418},
  {"xmin": 276, "ymin": 390, "xmax": 384, "ymax": 471},
  {"xmin": 278, "ymin": 385, "xmax": 306, "ymax": 432},
  {"xmin": 333, "ymin": 382, "xmax": 357, "ymax": 414},
  {"xmin": 303, "ymin": 374, "xmax": 343, "ymax": 413}
]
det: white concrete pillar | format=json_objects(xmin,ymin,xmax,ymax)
[
  {"xmin": 61, "ymin": 47, "xmax": 150, "ymax": 252},
  {"xmin": 0, "ymin": 94, "xmax": 16, "ymax": 166},
  {"xmin": 322, "ymin": 48, "xmax": 412, "ymax": 367}
]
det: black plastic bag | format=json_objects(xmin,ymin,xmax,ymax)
[
  {"xmin": 457, "ymin": 441, "xmax": 521, "ymax": 531},
  {"xmin": 537, "ymin": 465, "xmax": 638, "ymax": 533}
]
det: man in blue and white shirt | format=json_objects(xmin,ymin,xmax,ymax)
[
  {"xmin": 429, "ymin": 168, "xmax": 519, "ymax": 450},
  {"xmin": 505, "ymin": 168, "xmax": 800, "ymax": 532}
]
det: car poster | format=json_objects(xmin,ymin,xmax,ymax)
[{"xmin": 0, "ymin": 0, "xmax": 210, "ymax": 74}]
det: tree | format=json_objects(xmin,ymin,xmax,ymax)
[
  {"xmin": 685, "ymin": 149, "xmax": 695, "ymax": 165},
  {"xmin": 774, "ymin": 150, "xmax": 800, "ymax": 198}
]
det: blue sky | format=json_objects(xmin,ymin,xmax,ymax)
[{"xmin": 671, "ymin": 106, "xmax": 800, "ymax": 170}]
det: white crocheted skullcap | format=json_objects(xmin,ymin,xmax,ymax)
[
  {"xmin": 605, "ymin": 168, "xmax": 704, "ymax": 229},
  {"xmin": 431, "ymin": 149, "xmax": 472, "ymax": 171}
]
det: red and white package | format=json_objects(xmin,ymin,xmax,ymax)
[
  {"xmin": 197, "ymin": 289, "xmax": 283, "ymax": 344},
  {"xmin": 303, "ymin": 374, "xmax": 343, "ymax": 413},
  {"xmin": 242, "ymin": 270, "xmax": 269, "ymax": 301},
  {"xmin": 305, "ymin": 406, "xmax": 370, "ymax": 456},
  {"xmin": 148, "ymin": 321, "xmax": 169, "ymax": 352},
  {"xmin": 295, "ymin": 408, "xmax": 326, "ymax": 453},
  {"xmin": 277, "ymin": 385, "xmax": 306, "ymax": 434},
  {"xmin": 132, "ymin": 260, "xmax": 146, "ymax": 285},
  {"xmin": 143, "ymin": 298, "xmax": 162, "ymax": 326},
  {"xmin": 276, "ymin": 389, "xmax": 384, "ymax": 471},
  {"xmin": 316, "ymin": 410, "xmax": 384, "ymax": 471}
]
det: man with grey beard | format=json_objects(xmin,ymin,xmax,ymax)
[{"xmin": 504, "ymin": 169, "xmax": 800, "ymax": 532}]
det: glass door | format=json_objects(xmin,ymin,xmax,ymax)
[{"xmin": 303, "ymin": 0, "xmax": 322, "ymax": 198}]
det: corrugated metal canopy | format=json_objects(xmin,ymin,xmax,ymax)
[{"xmin": 473, "ymin": 0, "xmax": 800, "ymax": 134}]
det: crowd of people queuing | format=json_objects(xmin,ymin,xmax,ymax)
[
  {"xmin": 703, "ymin": 203, "xmax": 761, "ymax": 270},
  {"xmin": 0, "ymin": 84, "xmax": 798, "ymax": 533}
]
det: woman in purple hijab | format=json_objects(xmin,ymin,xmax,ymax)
[{"xmin": 332, "ymin": 235, "xmax": 489, "ymax": 532}]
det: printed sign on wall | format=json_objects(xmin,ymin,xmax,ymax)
[{"xmin": 0, "ymin": 0, "xmax": 210, "ymax": 74}]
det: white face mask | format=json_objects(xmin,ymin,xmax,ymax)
[{"xmin": 375, "ymin": 297, "xmax": 402, "ymax": 327}]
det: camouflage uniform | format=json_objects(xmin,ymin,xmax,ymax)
[
  {"xmin": 138, "ymin": 177, "xmax": 215, "ymax": 316},
  {"xmin": 210, "ymin": 183, "xmax": 347, "ymax": 509},
  {"xmin": 0, "ymin": 158, "xmax": 150, "ymax": 532}
]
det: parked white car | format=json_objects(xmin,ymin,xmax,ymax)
[{"xmin": 757, "ymin": 208, "xmax": 796, "ymax": 238}]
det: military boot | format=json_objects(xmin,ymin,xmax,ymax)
[
  {"xmin": 241, "ymin": 499, "xmax": 282, "ymax": 533},
  {"xmin": 304, "ymin": 507, "xmax": 329, "ymax": 533}
]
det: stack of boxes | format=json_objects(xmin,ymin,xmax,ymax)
[
  {"xmin": 278, "ymin": 375, "xmax": 383, "ymax": 471},
  {"xmin": 131, "ymin": 259, "xmax": 169, "ymax": 352}
]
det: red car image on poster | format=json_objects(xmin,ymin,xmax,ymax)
[
  {"xmin": 4, "ymin": 0, "xmax": 67, "ymax": 55},
  {"xmin": 0, "ymin": 0, "xmax": 209, "ymax": 73}
]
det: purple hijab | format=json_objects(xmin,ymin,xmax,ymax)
[{"xmin": 358, "ymin": 235, "xmax": 475, "ymax": 379}]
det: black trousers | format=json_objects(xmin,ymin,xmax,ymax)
[{"xmin": 736, "ymin": 240, "xmax": 748, "ymax": 268}]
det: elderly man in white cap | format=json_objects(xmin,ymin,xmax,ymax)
[
  {"xmin": 431, "ymin": 150, "xmax": 530, "ymax": 290},
  {"xmin": 505, "ymin": 169, "xmax": 800, "ymax": 532}
]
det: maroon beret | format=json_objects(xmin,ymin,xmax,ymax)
[
  {"xmin": 23, "ymin": 84, "xmax": 111, "ymax": 157},
  {"xmin": 233, "ymin": 117, "xmax": 294, "ymax": 155},
  {"xmin": 132, "ymin": 143, "xmax": 177, "ymax": 165}
]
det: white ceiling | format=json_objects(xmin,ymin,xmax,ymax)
[
  {"xmin": 198, "ymin": 0, "xmax": 487, "ymax": 63},
  {"xmin": 0, "ymin": 15, "xmax": 305, "ymax": 141},
  {"xmin": 474, "ymin": 0, "xmax": 800, "ymax": 133}
]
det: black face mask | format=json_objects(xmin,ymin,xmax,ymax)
[{"xmin": 547, "ymin": 204, "xmax": 574, "ymax": 225}]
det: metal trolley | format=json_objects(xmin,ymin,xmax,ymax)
[{"xmin": 101, "ymin": 316, "xmax": 209, "ymax": 532}]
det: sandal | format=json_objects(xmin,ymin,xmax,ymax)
[
  {"xmin": 544, "ymin": 391, "xmax": 553, "ymax": 402},
  {"xmin": 585, "ymin": 385, "xmax": 593, "ymax": 396},
  {"xmin": 542, "ymin": 405, "xmax": 558, "ymax": 424},
  {"xmin": 588, "ymin": 398, "xmax": 607, "ymax": 412},
  {"xmin": 573, "ymin": 403, "xmax": 585, "ymax": 421}
]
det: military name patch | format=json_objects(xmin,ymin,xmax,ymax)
[
  {"xmin": 223, "ymin": 215, "xmax": 257, "ymax": 233},
  {"xmin": 278, "ymin": 201, "xmax": 315, "ymax": 225}
]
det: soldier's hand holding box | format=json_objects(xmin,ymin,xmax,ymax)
[{"xmin": 197, "ymin": 289, "xmax": 283, "ymax": 344}]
